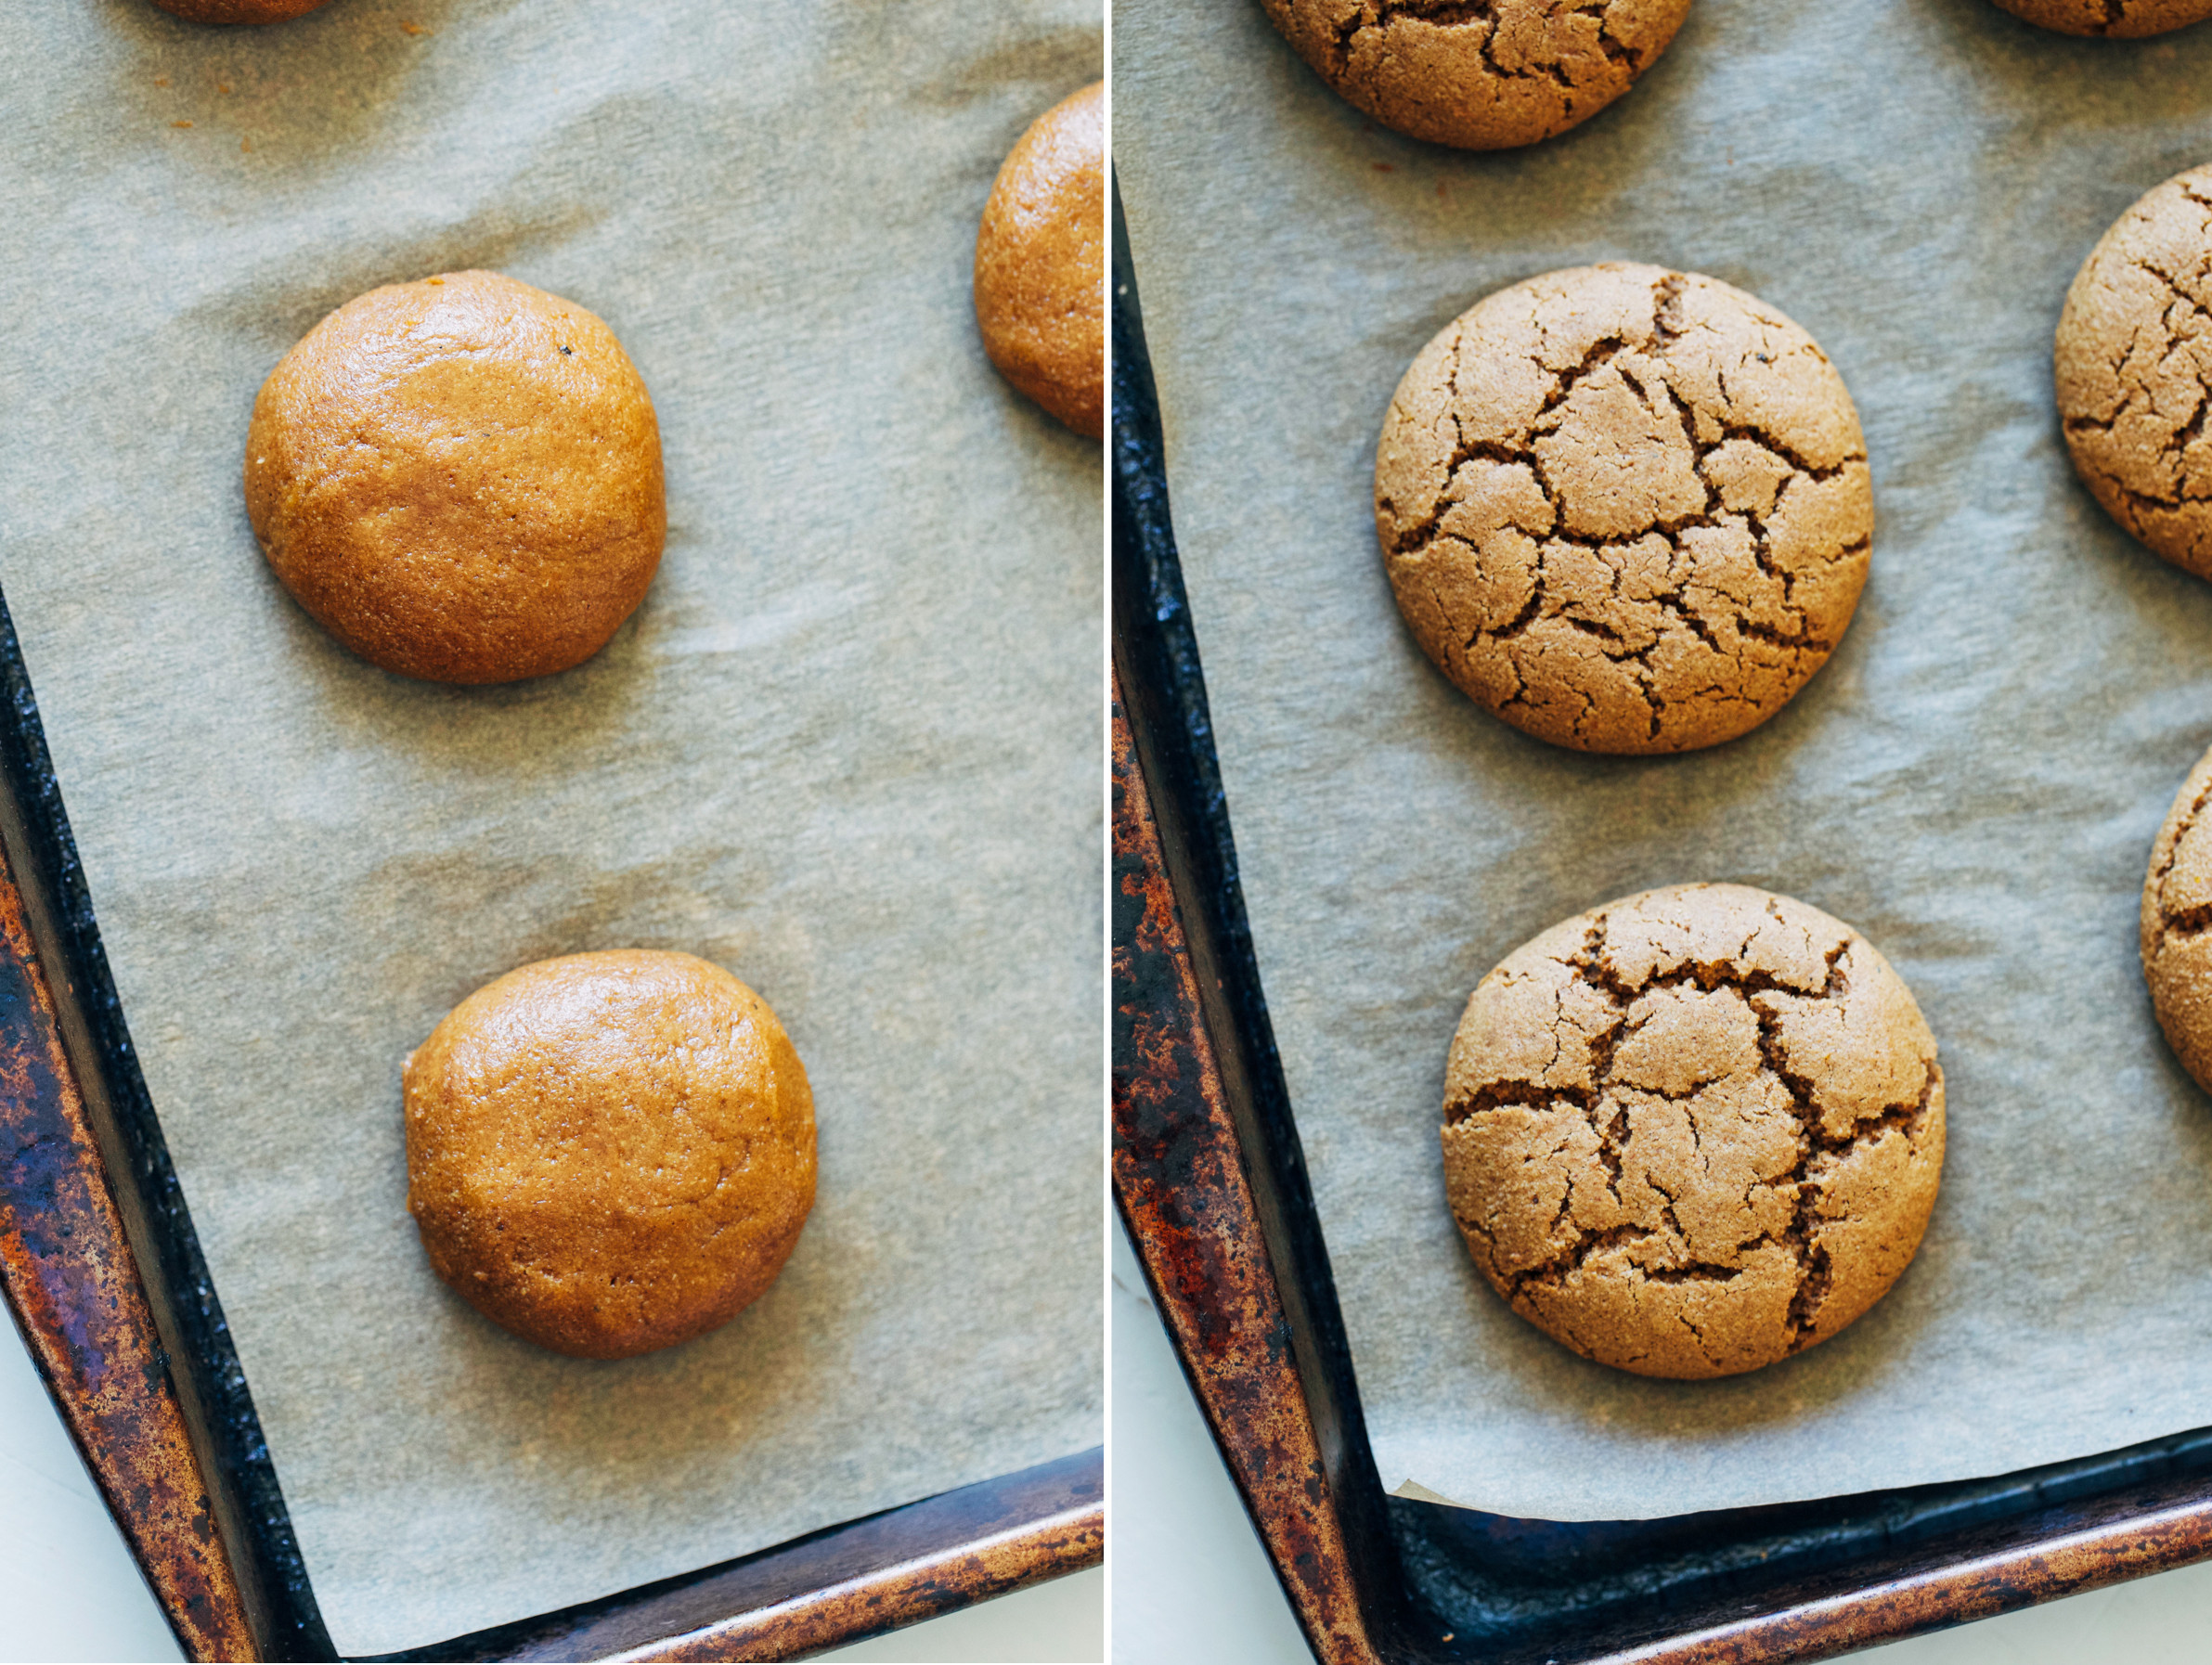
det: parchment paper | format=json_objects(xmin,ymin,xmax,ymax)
[
  {"xmin": 1117, "ymin": 0, "xmax": 2212, "ymax": 1522},
  {"xmin": 0, "ymin": 3, "xmax": 1100, "ymax": 1653}
]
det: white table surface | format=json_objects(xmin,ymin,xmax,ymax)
[
  {"xmin": 1112, "ymin": 1224, "xmax": 2212, "ymax": 1665},
  {"xmin": 0, "ymin": 1298, "xmax": 1100, "ymax": 1664}
]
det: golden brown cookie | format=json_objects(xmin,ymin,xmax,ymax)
[
  {"xmin": 1259, "ymin": 0, "xmax": 1691, "ymax": 150},
  {"xmin": 2056, "ymin": 166, "xmax": 2212, "ymax": 577},
  {"xmin": 404, "ymin": 950, "xmax": 816, "ymax": 1360},
  {"xmin": 150, "ymin": 0, "xmax": 330, "ymax": 20},
  {"xmin": 245, "ymin": 270, "xmax": 665, "ymax": 685},
  {"xmin": 1377, "ymin": 263, "xmax": 1872, "ymax": 754},
  {"xmin": 974, "ymin": 81, "xmax": 1104, "ymax": 438},
  {"xmin": 1442, "ymin": 884, "xmax": 1944, "ymax": 1380},
  {"xmin": 2141, "ymin": 745, "xmax": 2212, "ymax": 1091},
  {"xmin": 1989, "ymin": 0, "xmax": 2212, "ymax": 34}
]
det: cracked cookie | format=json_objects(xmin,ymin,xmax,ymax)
[
  {"xmin": 406, "ymin": 950, "xmax": 817, "ymax": 1360},
  {"xmin": 1258, "ymin": 0, "xmax": 1692, "ymax": 151},
  {"xmin": 1377, "ymin": 264, "xmax": 1873, "ymax": 754},
  {"xmin": 150, "ymin": 0, "xmax": 331, "ymax": 20},
  {"xmin": 2141, "ymin": 745, "xmax": 2212, "ymax": 1091},
  {"xmin": 2056, "ymin": 165, "xmax": 2212, "ymax": 577},
  {"xmin": 1442, "ymin": 883, "xmax": 1944, "ymax": 1379},
  {"xmin": 1989, "ymin": 0, "xmax": 2212, "ymax": 35},
  {"xmin": 245, "ymin": 270, "xmax": 665, "ymax": 684},
  {"xmin": 974, "ymin": 81, "xmax": 1104, "ymax": 438}
]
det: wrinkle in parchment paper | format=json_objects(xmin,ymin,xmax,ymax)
[
  {"xmin": 1117, "ymin": 0, "xmax": 2212, "ymax": 1521},
  {"xmin": 1, "ymin": 2, "xmax": 1100, "ymax": 1653}
]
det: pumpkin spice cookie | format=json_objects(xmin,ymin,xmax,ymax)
[
  {"xmin": 1442, "ymin": 884, "xmax": 1945, "ymax": 1380},
  {"xmin": 2056, "ymin": 165, "xmax": 2212, "ymax": 577},
  {"xmin": 1259, "ymin": 0, "xmax": 1692, "ymax": 150},
  {"xmin": 974, "ymin": 81, "xmax": 1104, "ymax": 438},
  {"xmin": 2141, "ymin": 745, "xmax": 2212, "ymax": 1091},
  {"xmin": 1989, "ymin": 0, "xmax": 2212, "ymax": 35},
  {"xmin": 405, "ymin": 950, "xmax": 817, "ymax": 1361},
  {"xmin": 246, "ymin": 270, "xmax": 666, "ymax": 685},
  {"xmin": 1376, "ymin": 263, "xmax": 1872, "ymax": 754}
]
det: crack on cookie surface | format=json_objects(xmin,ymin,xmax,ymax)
[
  {"xmin": 1270, "ymin": 0, "xmax": 1689, "ymax": 149},
  {"xmin": 1441, "ymin": 884, "xmax": 1942, "ymax": 1378},
  {"xmin": 2058, "ymin": 165, "xmax": 2212, "ymax": 574},
  {"xmin": 1378, "ymin": 265, "xmax": 1872, "ymax": 754}
]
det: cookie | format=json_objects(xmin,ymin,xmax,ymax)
[
  {"xmin": 1442, "ymin": 884, "xmax": 1944, "ymax": 1379},
  {"xmin": 1259, "ymin": 0, "xmax": 1691, "ymax": 150},
  {"xmin": 245, "ymin": 270, "xmax": 665, "ymax": 685},
  {"xmin": 405, "ymin": 950, "xmax": 816, "ymax": 1360},
  {"xmin": 1377, "ymin": 265, "xmax": 1872, "ymax": 754},
  {"xmin": 974, "ymin": 81, "xmax": 1104, "ymax": 438},
  {"xmin": 2141, "ymin": 745, "xmax": 2212, "ymax": 1091},
  {"xmin": 2055, "ymin": 165, "xmax": 2212, "ymax": 577},
  {"xmin": 150, "ymin": 0, "xmax": 330, "ymax": 20},
  {"xmin": 1989, "ymin": 0, "xmax": 2212, "ymax": 35}
]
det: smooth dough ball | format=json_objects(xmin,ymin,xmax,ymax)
[
  {"xmin": 1442, "ymin": 884, "xmax": 1945, "ymax": 1380},
  {"xmin": 2142, "ymin": 745, "xmax": 2212, "ymax": 1091},
  {"xmin": 404, "ymin": 950, "xmax": 816, "ymax": 1360},
  {"xmin": 1259, "ymin": 0, "xmax": 1692, "ymax": 150},
  {"xmin": 245, "ymin": 270, "xmax": 666, "ymax": 685},
  {"xmin": 1989, "ymin": 0, "xmax": 2212, "ymax": 34},
  {"xmin": 150, "ymin": 0, "xmax": 331, "ymax": 20},
  {"xmin": 2056, "ymin": 165, "xmax": 2212, "ymax": 577},
  {"xmin": 974, "ymin": 81, "xmax": 1104, "ymax": 438},
  {"xmin": 1376, "ymin": 263, "xmax": 1872, "ymax": 754}
]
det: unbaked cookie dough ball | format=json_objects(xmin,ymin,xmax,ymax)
[
  {"xmin": 405, "ymin": 950, "xmax": 816, "ymax": 1360},
  {"xmin": 151, "ymin": 0, "xmax": 331, "ymax": 20},
  {"xmin": 1377, "ymin": 263, "xmax": 1872, "ymax": 754},
  {"xmin": 2142, "ymin": 745, "xmax": 2212, "ymax": 1091},
  {"xmin": 1260, "ymin": 0, "xmax": 1691, "ymax": 150},
  {"xmin": 2056, "ymin": 165, "xmax": 2212, "ymax": 577},
  {"xmin": 1989, "ymin": 0, "xmax": 2212, "ymax": 34},
  {"xmin": 245, "ymin": 270, "xmax": 665, "ymax": 685},
  {"xmin": 1442, "ymin": 884, "xmax": 1944, "ymax": 1380},
  {"xmin": 974, "ymin": 81, "xmax": 1104, "ymax": 438}
]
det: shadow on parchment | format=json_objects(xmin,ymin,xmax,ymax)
[
  {"xmin": 389, "ymin": 1199, "xmax": 872, "ymax": 1488},
  {"xmin": 1210, "ymin": 0, "xmax": 1710, "ymax": 248},
  {"xmin": 1918, "ymin": 0, "xmax": 2212, "ymax": 132},
  {"xmin": 255, "ymin": 569, "xmax": 659, "ymax": 784},
  {"xmin": 92, "ymin": 0, "xmax": 520, "ymax": 173},
  {"xmin": 901, "ymin": 16, "xmax": 1102, "ymax": 115}
]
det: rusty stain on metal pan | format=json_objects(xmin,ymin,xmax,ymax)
[{"xmin": 0, "ymin": 833, "xmax": 256, "ymax": 1660}]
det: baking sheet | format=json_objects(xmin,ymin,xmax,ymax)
[
  {"xmin": 1116, "ymin": 0, "xmax": 2212, "ymax": 1522},
  {"xmin": 0, "ymin": 2, "xmax": 1101, "ymax": 1653}
]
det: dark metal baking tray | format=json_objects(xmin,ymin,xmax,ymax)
[
  {"xmin": 0, "ymin": 579, "xmax": 1101, "ymax": 1663},
  {"xmin": 1107, "ymin": 185, "xmax": 2212, "ymax": 1665}
]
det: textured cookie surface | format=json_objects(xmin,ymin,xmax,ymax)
[
  {"xmin": 2142, "ymin": 746, "xmax": 2212, "ymax": 1091},
  {"xmin": 1990, "ymin": 0, "xmax": 2212, "ymax": 34},
  {"xmin": 245, "ymin": 269, "xmax": 665, "ymax": 684},
  {"xmin": 151, "ymin": 0, "xmax": 330, "ymax": 19},
  {"xmin": 405, "ymin": 950, "xmax": 816, "ymax": 1360},
  {"xmin": 1442, "ymin": 884, "xmax": 1944, "ymax": 1379},
  {"xmin": 1259, "ymin": 0, "xmax": 1691, "ymax": 150},
  {"xmin": 2056, "ymin": 166, "xmax": 2212, "ymax": 577},
  {"xmin": 974, "ymin": 81, "xmax": 1104, "ymax": 438},
  {"xmin": 1377, "ymin": 264, "xmax": 1871, "ymax": 754}
]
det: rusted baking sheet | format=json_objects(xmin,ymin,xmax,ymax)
[
  {"xmin": 0, "ymin": 740, "xmax": 256, "ymax": 1657},
  {"xmin": 1111, "ymin": 675, "xmax": 1387, "ymax": 1665}
]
